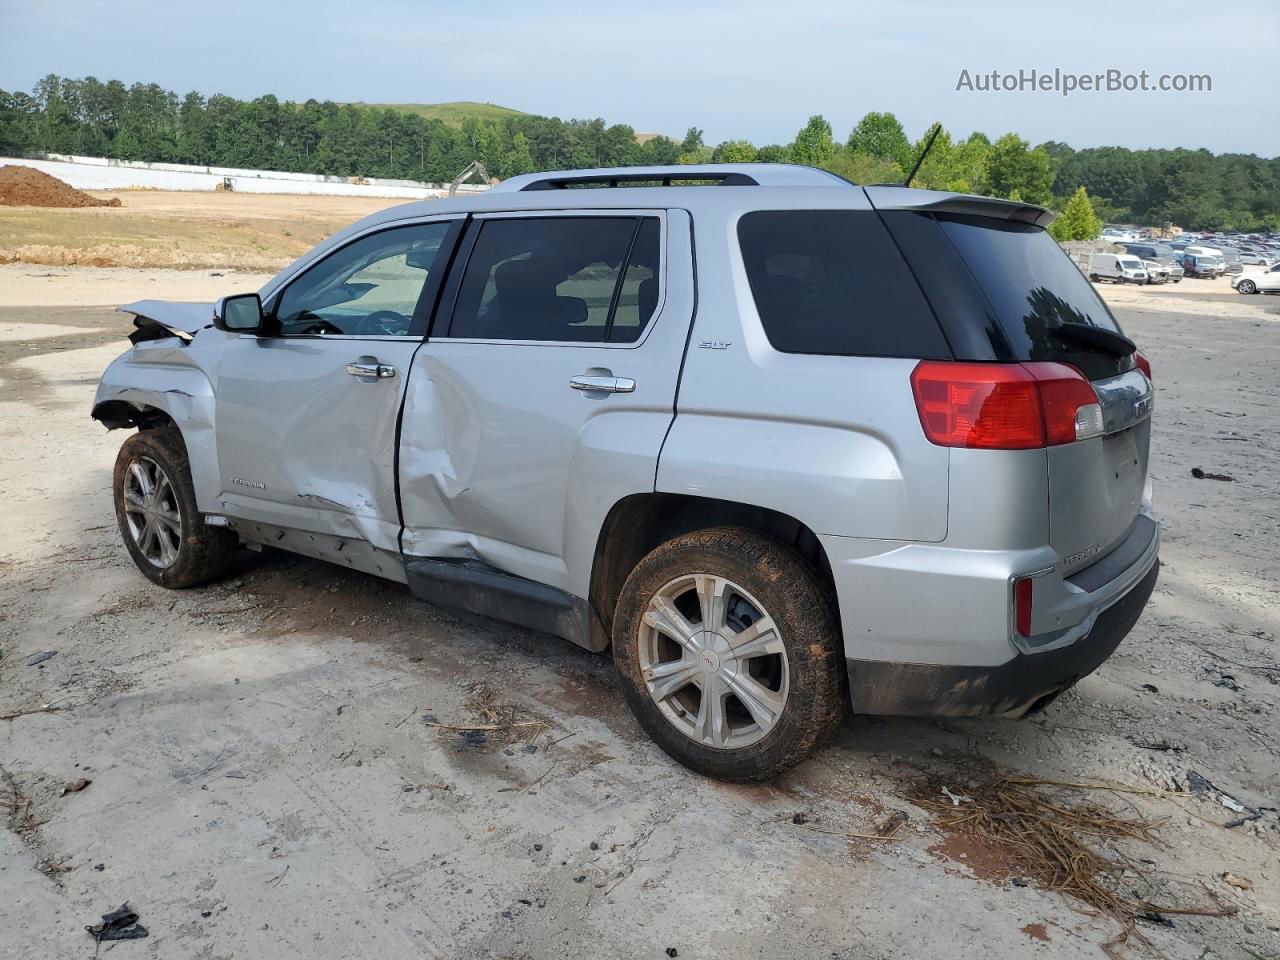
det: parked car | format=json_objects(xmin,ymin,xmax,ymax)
[
  {"xmin": 1142, "ymin": 260, "xmax": 1171, "ymax": 283},
  {"xmin": 1178, "ymin": 251, "xmax": 1225, "ymax": 278},
  {"xmin": 1239, "ymin": 251, "xmax": 1273, "ymax": 265},
  {"xmin": 1089, "ymin": 252, "xmax": 1149, "ymax": 284},
  {"xmin": 1232, "ymin": 263, "xmax": 1280, "ymax": 294},
  {"xmin": 92, "ymin": 164, "xmax": 1159, "ymax": 781},
  {"xmin": 1121, "ymin": 243, "xmax": 1183, "ymax": 282}
]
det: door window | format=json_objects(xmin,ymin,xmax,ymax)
[
  {"xmin": 446, "ymin": 217, "xmax": 661, "ymax": 343},
  {"xmin": 274, "ymin": 221, "xmax": 453, "ymax": 337}
]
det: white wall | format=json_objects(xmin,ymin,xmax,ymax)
[{"xmin": 0, "ymin": 154, "xmax": 491, "ymax": 199}]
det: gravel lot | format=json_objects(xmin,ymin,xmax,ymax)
[{"xmin": 1, "ymin": 266, "xmax": 1277, "ymax": 960}]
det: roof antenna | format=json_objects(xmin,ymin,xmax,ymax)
[{"xmin": 904, "ymin": 122, "xmax": 942, "ymax": 187}]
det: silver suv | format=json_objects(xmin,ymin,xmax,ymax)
[{"xmin": 93, "ymin": 164, "xmax": 1160, "ymax": 781}]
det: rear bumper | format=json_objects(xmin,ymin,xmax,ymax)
[{"xmin": 845, "ymin": 559, "xmax": 1159, "ymax": 718}]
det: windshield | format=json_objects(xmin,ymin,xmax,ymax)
[{"xmin": 1119, "ymin": 258, "xmax": 1143, "ymax": 269}]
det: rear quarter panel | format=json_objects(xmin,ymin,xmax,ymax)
[{"xmin": 657, "ymin": 197, "xmax": 949, "ymax": 543}]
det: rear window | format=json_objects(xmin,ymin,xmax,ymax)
[
  {"xmin": 885, "ymin": 212, "xmax": 1130, "ymax": 381},
  {"xmin": 737, "ymin": 210, "xmax": 949, "ymax": 358}
]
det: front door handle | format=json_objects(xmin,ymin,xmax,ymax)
[
  {"xmin": 570, "ymin": 375, "xmax": 635, "ymax": 394},
  {"xmin": 346, "ymin": 359, "xmax": 396, "ymax": 379}
]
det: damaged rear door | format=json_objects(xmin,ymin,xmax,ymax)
[
  {"xmin": 397, "ymin": 210, "xmax": 692, "ymax": 599},
  {"xmin": 212, "ymin": 217, "xmax": 461, "ymax": 559}
]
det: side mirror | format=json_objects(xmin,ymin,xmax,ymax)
[{"xmin": 214, "ymin": 293, "xmax": 264, "ymax": 333}]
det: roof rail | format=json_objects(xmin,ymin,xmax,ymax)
[
  {"xmin": 520, "ymin": 170, "xmax": 757, "ymax": 190},
  {"xmin": 489, "ymin": 163, "xmax": 848, "ymax": 193}
]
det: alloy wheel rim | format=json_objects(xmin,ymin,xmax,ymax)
[
  {"xmin": 122, "ymin": 456, "xmax": 183, "ymax": 568},
  {"xmin": 638, "ymin": 573, "xmax": 789, "ymax": 750}
]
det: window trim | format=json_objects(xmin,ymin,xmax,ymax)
[
  {"xmin": 259, "ymin": 215, "xmax": 465, "ymax": 341},
  {"xmin": 432, "ymin": 209, "xmax": 668, "ymax": 349}
]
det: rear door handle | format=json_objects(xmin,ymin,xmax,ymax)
[
  {"xmin": 570, "ymin": 375, "xmax": 635, "ymax": 394},
  {"xmin": 346, "ymin": 360, "xmax": 396, "ymax": 379}
]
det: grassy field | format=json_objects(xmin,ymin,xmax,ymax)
[
  {"xmin": 344, "ymin": 101, "xmax": 527, "ymax": 126},
  {"xmin": 0, "ymin": 191, "xmax": 409, "ymax": 270}
]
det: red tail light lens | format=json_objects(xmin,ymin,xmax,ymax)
[
  {"xmin": 910, "ymin": 361, "xmax": 1102, "ymax": 450},
  {"xmin": 1014, "ymin": 576, "xmax": 1034, "ymax": 636},
  {"xmin": 1134, "ymin": 351, "xmax": 1152, "ymax": 380}
]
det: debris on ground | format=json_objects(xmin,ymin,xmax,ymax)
[
  {"xmin": 1128, "ymin": 739, "xmax": 1183, "ymax": 753},
  {"xmin": 1208, "ymin": 670, "xmax": 1241, "ymax": 690},
  {"xmin": 1186, "ymin": 770, "xmax": 1247, "ymax": 813},
  {"xmin": 1190, "ymin": 467, "xmax": 1235, "ymax": 482},
  {"xmin": 916, "ymin": 773, "xmax": 1236, "ymax": 956},
  {"xmin": 875, "ymin": 811, "xmax": 909, "ymax": 838},
  {"xmin": 59, "ymin": 778, "xmax": 91, "ymax": 796},
  {"xmin": 25, "ymin": 651, "xmax": 56, "ymax": 666},
  {"xmin": 0, "ymin": 166, "xmax": 122, "ymax": 208},
  {"xmin": 422, "ymin": 686, "xmax": 547, "ymax": 750},
  {"xmin": 1221, "ymin": 873, "xmax": 1252, "ymax": 891},
  {"xmin": 941, "ymin": 786, "xmax": 971, "ymax": 807},
  {"xmin": 85, "ymin": 903, "xmax": 148, "ymax": 942}
]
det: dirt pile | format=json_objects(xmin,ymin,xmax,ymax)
[{"xmin": 0, "ymin": 165, "xmax": 121, "ymax": 208}]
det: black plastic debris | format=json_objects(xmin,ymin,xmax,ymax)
[
  {"xmin": 1191, "ymin": 467, "xmax": 1234, "ymax": 482},
  {"xmin": 26, "ymin": 651, "xmax": 56, "ymax": 667},
  {"xmin": 86, "ymin": 903, "xmax": 148, "ymax": 942},
  {"xmin": 1129, "ymin": 739, "xmax": 1182, "ymax": 753},
  {"xmin": 1141, "ymin": 683, "xmax": 1159, "ymax": 693}
]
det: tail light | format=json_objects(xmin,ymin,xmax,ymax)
[
  {"xmin": 1134, "ymin": 351, "xmax": 1152, "ymax": 380},
  {"xmin": 911, "ymin": 361, "xmax": 1103, "ymax": 450},
  {"xmin": 1014, "ymin": 576, "xmax": 1034, "ymax": 636}
]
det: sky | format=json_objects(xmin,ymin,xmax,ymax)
[{"xmin": 1, "ymin": 0, "xmax": 1276, "ymax": 157}]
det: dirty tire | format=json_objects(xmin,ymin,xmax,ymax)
[
  {"xmin": 612, "ymin": 526, "xmax": 846, "ymax": 782},
  {"xmin": 113, "ymin": 427, "xmax": 238, "ymax": 588},
  {"xmin": 1237, "ymin": 279, "xmax": 1256, "ymax": 295}
]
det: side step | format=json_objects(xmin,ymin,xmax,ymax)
[{"xmin": 404, "ymin": 558, "xmax": 599, "ymax": 651}]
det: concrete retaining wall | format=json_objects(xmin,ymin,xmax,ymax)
[{"xmin": 0, "ymin": 154, "xmax": 491, "ymax": 199}]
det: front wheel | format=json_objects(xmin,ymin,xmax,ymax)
[
  {"xmin": 1237, "ymin": 279, "xmax": 1257, "ymax": 295},
  {"xmin": 113, "ymin": 427, "xmax": 238, "ymax": 588},
  {"xmin": 612, "ymin": 527, "xmax": 846, "ymax": 782}
]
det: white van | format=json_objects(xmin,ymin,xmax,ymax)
[{"xmin": 1089, "ymin": 253, "xmax": 1148, "ymax": 284}]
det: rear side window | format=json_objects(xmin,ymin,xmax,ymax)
[
  {"xmin": 738, "ymin": 211, "xmax": 948, "ymax": 358},
  {"xmin": 937, "ymin": 215, "xmax": 1127, "ymax": 380},
  {"xmin": 883, "ymin": 212, "xmax": 1131, "ymax": 380},
  {"xmin": 446, "ymin": 216, "xmax": 660, "ymax": 343}
]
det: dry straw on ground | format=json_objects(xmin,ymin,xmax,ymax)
[{"xmin": 916, "ymin": 773, "xmax": 1236, "ymax": 957}]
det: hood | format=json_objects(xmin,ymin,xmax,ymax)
[{"xmin": 118, "ymin": 300, "xmax": 214, "ymax": 344}]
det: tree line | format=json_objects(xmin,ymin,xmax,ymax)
[{"xmin": 1, "ymin": 75, "xmax": 1277, "ymax": 231}]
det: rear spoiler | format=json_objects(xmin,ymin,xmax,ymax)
[{"xmin": 863, "ymin": 185, "xmax": 1055, "ymax": 229}]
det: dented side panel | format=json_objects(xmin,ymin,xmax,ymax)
[
  {"xmin": 92, "ymin": 343, "xmax": 223, "ymax": 511},
  {"xmin": 398, "ymin": 210, "xmax": 695, "ymax": 599},
  {"xmin": 210, "ymin": 335, "xmax": 422, "ymax": 553}
]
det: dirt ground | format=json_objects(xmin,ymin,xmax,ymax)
[
  {"xmin": 0, "ymin": 190, "xmax": 410, "ymax": 271},
  {"xmin": 1, "ymin": 265, "xmax": 1278, "ymax": 960}
]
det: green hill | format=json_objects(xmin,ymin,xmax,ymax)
[{"xmin": 346, "ymin": 101, "xmax": 528, "ymax": 126}]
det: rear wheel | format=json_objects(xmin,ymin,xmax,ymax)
[
  {"xmin": 113, "ymin": 427, "xmax": 238, "ymax": 588},
  {"xmin": 1237, "ymin": 279, "xmax": 1257, "ymax": 294},
  {"xmin": 612, "ymin": 527, "xmax": 845, "ymax": 781}
]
